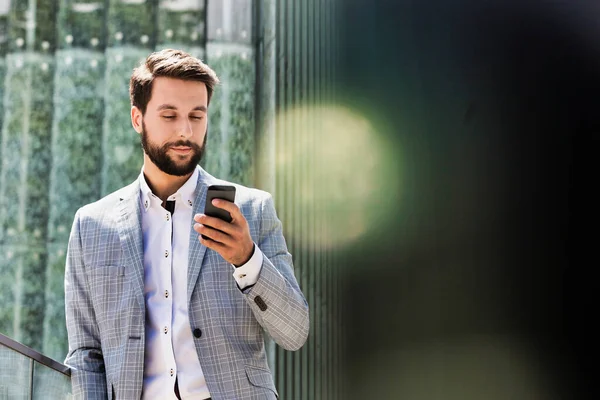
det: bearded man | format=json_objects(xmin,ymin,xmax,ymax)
[{"xmin": 64, "ymin": 49, "xmax": 309, "ymax": 400}]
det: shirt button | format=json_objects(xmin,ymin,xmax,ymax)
[
  {"xmin": 144, "ymin": 200, "xmax": 148, "ymax": 208},
  {"xmin": 164, "ymin": 250, "xmax": 169, "ymax": 258},
  {"xmin": 165, "ymin": 290, "xmax": 169, "ymax": 298},
  {"xmin": 170, "ymin": 368, "xmax": 174, "ymax": 377},
  {"xmin": 166, "ymin": 213, "xmax": 170, "ymax": 221},
  {"xmin": 238, "ymin": 273, "xmax": 247, "ymax": 279},
  {"xmin": 164, "ymin": 326, "xmax": 168, "ymax": 334},
  {"xmin": 188, "ymin": 199, "xmax": 193, "ymax": 206}
]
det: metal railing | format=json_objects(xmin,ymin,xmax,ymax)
[{"xmin": 0, "ymin": 333, "xmax": 71, "ymax": 399}]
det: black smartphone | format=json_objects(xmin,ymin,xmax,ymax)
[{"xmin": 202, "ymin": 185, "xmax": 236, "ymax": 240}]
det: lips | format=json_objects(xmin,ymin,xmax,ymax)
[{"xmin": 170, "ymin": 146, "xmax": 192, "ymax": 154}]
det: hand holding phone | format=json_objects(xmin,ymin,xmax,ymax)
[
  {"xmin": 201, "ymin": 185, "xmax": 236, "ymax": 240},
  {"xmin": 195, "ymin": 184, "xmax": 254, "ymax": 266}
]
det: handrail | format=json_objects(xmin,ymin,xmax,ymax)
[{"xmin": 0, "ymin": 333, "xmax": 71, "ymax": 377}]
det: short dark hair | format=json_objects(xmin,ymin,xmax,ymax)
[{"xmin": 129, "ymin": 49, "xmax": 220, "ymax": 114}]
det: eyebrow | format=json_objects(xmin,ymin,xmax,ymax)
[{"xmin": 156, "ymin": 104, "xmax": 207, "ymax": 112}]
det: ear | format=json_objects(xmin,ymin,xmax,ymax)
[{"xmin": 131, "ymin": 106, "xmax": 143, "ymax": 134}]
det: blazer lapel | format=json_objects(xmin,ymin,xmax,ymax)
[
  {"xmin": 187, "ymin": 168, "xmax": 211, "ymax": 304},
  {"xmin": 115, "ymin": 181, "xmax": 146, "ymax": 311}
]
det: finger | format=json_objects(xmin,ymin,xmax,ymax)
[
  {"xmin": 195, "ymin": 214, "xmax": 234, "ymax": 234},
  {"xmin": 199, "ymin": 236, "xmax": 233, "ymax": 263},
  {"xmin": 199, "ymin": 236, "xmax": 227, "ymax": 253},
  {"xmin": 194, "ymin": 223, "xmax": 233, "ymax": 245},
  {"xmin": 211, "ymin": 199, "xmax": 245, "ymax": 223}
]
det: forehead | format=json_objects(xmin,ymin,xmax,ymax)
[{"xmin": 148, "ymin": 77, "xmax": 208, "ymax": 108}]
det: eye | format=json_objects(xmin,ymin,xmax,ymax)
[
  {"xmin": 191, "ymin": 116, "xmax": 203, "ymax": 121},
  {"xmin": 163, "ymin": 115, "xmax": 176, "ymax": 120}
]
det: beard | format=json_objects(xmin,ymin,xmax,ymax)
[{"xmin": 141, "ymin": 121, "xmax": 206, "ymax": 177}]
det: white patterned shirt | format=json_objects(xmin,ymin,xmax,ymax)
[{"xmin": 140, "ymin": 166, "xmax": 263, "ymax": 399}]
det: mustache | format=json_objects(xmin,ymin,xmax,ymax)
[{"xmin": 165, "ymin": 140, "xmax": 199, "ymax": 148}]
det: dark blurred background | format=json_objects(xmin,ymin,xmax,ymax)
[
  {"xmin": 1, "ymin": 0, "xmax": 597, "ymax": 398},
  {"xmin": 338, "ymin": 0, "xmax": 598, "ymax": 398}
]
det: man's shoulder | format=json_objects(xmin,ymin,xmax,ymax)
[
  {"xmin": 202, "ymin": 170, "xmax": 271, "ymax": 204},
  {"xmin": 76, "ymin": 181, "xmax": 138, "ymax": 218},
  {"xmin": 210, "ymin": 180, "xmax": 271, "ymax": 210}
]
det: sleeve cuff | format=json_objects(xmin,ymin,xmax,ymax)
[{"xmin": 232, "ymin": 244, "xmax": 263, "ymax": 289}]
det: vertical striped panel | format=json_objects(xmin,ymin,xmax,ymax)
[
  {"xmin": 101, "ymin": 0, "xmax": 157, "ymax": 195},
  {"xmin": 256, "ymin": 0, "xmax": 342, "ymax": 398},
  {"xmin": 254, "ymin": 0, "xmax": 278, "ymax": 373},
  {"xmin": 0, "ymin": 0, "xmax": 57, "ymax": 353},
  {"xmin": 0, "ymin": 0, "xmax": 11, "ymax": 339},
  {"xmin": 156, "ymin": 0, "xmax": 205, "ymax": 55},
  {"xmin": 205, "ymin": 0, "xmax": 255, "ymax": 185},
  {"xmin": 0, "ymin": 2, "xmax": 8, "ymax": 170},
  {"xmin": 43, "ymin": 0, "xmax": 108, "ymax": 360}
]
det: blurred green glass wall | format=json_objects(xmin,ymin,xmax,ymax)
[{"xmin": 0, "ymin": 0, "xmax": 344, "ymax": 398}]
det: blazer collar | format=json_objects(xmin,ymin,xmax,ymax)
[
  {"xmin": 115, "ymin": 180, "xmax": 145, "ymax": 311},
  {"xmin": 187, "ymin": 166, "xmax": 218, "ymax": 304}
]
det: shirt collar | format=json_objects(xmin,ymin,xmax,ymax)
[{"xmin": 139, "ymin": 166, "xmax": 199, "ymax": 212}]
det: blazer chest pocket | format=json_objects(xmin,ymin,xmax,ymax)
[{"xmin": 87, "ymin": 266, "xmax": 127, "ymax": 316}]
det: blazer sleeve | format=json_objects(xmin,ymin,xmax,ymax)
[
  {"xmin": 64, "ymin": 210, "xmax": 109, "ymax": 399},
  {"xmin": 243, "ymin": 194, "xmax": 310, "ymax": 351}
]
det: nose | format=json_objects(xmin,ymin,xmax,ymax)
[{"xmin": 178, "ymin": 118, "xmax": 193, "ymax": 138}]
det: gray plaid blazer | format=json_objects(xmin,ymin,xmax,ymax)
[{"xmin": 64, "ymin": 167, "xmax": 309, "ymax": 399}]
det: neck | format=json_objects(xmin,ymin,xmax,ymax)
[{"xmin": 142, "ymin": 157, "xmax": 193, "ymax": 203}]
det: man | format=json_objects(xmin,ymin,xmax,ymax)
[{"xmin": 64, "ymin": 49, "xmax": 309, "ymax": 399}]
